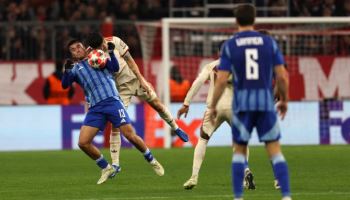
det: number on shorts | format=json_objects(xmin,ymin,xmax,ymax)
[{"xmin": 118, "ymin": 109, "xmax": 126, "ymax": 118}]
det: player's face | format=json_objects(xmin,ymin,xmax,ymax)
[{"xmin": 69, "ymin": 42, "xmax": 86, "ymax": 61}]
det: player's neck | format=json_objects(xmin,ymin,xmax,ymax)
[{"xmin": 238, "ymin": 26, "xmax": 254, "ymax": 32}]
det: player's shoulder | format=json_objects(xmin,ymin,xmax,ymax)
[
  {"xmin": 200, "ymin": 59, "xmax": 219, "ymax": 73},
  {"xmin": 104, "ymin": 36, "xmax": 120, "ymax": 44},
  {"xmin": 207, "ymin": 59, "xmax": 220, "ymax": 69},
  {"xmin": 105, "ymin": 36, "xmax": 128, "ymax": 51},
  {"xmin": 256, "ymin": 31, "xmax": 276, "ymax": 45}
]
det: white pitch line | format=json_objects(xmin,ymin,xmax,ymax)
[{"xmin": 65, "ymin": 191, "xmax": 350, "ymax": 200}]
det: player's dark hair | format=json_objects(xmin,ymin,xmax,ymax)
[
  {"xmin": 86, "ymin": 32, "xmax": 104, "ymax": 49},
  {"xmin": 66, "ymin": 38, "xmax": 82, "ymax": 58},
  {"xmin": 235, "ymin": 4, "xmax": 256, "ymax": 26}
]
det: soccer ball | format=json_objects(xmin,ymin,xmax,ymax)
[{"xmin": 87, "ymin": 49, "xmax": 107, "ymax": 69}]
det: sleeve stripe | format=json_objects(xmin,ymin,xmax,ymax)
[
  {"xmin": 224, "ymin": 44, "xmax": 231, "ymax": 59},
  {"xmin": 121, "ymin": 48, "xmax": 129, "ymax": 57}
]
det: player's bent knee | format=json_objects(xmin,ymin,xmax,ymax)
[
  {"xmin": 200, "ymin": 128, "xmax": 210, "ymax": 140},
  {"xmin": 265, "ymin": 140, "xmax": 282, "ymax": 158},
  {"xmin": 78, "ymin": 140, "xmax": 89, "ymax": 149},
  {"xmin": 233, "ymin": 143, "xmax": 247, "ymax": 154},
  {"xmin": 111, "ymin": 128, "xmax": 120, "ymax": 136},
  {"xmin": 118, "ymin": 124, "xmax": 135, "ymax": 138}
]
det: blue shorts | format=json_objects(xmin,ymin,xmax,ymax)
[
  {"xmin": 232, "ymin": 111, "xmax": 281, "ymax": 144},
  {"xmin": 83, "ymin": 97, "xmax": 131, "ymax": 130}
]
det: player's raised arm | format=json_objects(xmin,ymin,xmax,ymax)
[
  {"xmin": 177, "ymin": 63, "xmax": 212, "ymax": 119},
  {"xmin": 105, "ymin": 42, "xmax": 120, "ymax": 73},
  {"xmin": 61, "ymin": 59, "xmax": 76, "ymax": 89}
]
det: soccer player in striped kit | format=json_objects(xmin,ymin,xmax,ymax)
[
  {"xmin": 62, "ymin": 37, "xmax": 164, "ymax": 185},
  {"xmin": 209, "ymin": 4, "xmax": 291, "ymax": 200},
  {"xmin": 86, "ymin": 33, "xmax": 189, "ymax": 173}
]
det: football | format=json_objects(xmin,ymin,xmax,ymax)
[{"xmin": 87, "ymin": 49, "xmax": 107, "ymax": 69}]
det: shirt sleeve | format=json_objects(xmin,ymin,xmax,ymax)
[
  {"xmin": 183, "ymin": 64, "xmax": 212, "ymax": 105},
  {"xmin": 218, "ymin": 41, "xmax": 233, "ymax": 73},
  {"xmin": 105, "ymin": 51, "xmax": 120, "ymax": 73},
  {"xmin": 271, "ymin": 38, "xmax": 285, "ymax": 67},
  {"xmin": 114, "ymin": 36, "xmax": 129, "ymax": 57},
  {"xmin": 61, "ymin": 66, "xmax": 76, "ymax": 89}
]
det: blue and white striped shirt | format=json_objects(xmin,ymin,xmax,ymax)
[
  {"xmin": 62, "ymin": 52, "xmax": 120, "ymax": 107},
  {"xmin": 219, "ymin": 31, "xmax": 285, "ymax": 113}
]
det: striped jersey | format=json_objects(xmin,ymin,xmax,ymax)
[
  {"xmin": 219, "ymin": 30, "xmax": 285, "ymax": 113},
  {"xmin": 62, "ymin": 53, "xmax": 120, "ymax": 107}
]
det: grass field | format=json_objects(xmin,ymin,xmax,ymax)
[{"xmin": 0, "ymin": 146, "xmax": 349, "ymax": 200}]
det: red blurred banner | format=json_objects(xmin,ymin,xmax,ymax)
[{"xmin": 0, "ymin": 56, "xmax": 349, "ymax": 105}]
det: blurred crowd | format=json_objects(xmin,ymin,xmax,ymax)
[
  {"xmin": 0, "ymin": 0, "xmax": 168, "ymax": 22},
  {"xmin": 0, "ymin": 0, "xmax": 349, "ymax": 61}
]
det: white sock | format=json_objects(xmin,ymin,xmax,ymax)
[
  {"xmin": 245, "ymin": 147, "xmax": 250, "ymax": 173},
  {"xmin": 110, "ymin": 132, "xmax": 121, "ymax": 166},
  {"xmin": 192, "ymin": 137, "xmax": 208, "ymax": 176},
  {"xmin": 157, "ymin": 106, "xmax": 178, "ymax": 130}
]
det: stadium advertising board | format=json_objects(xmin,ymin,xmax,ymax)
[
  {"xmin": 0, "ymin": 106, "xmax": 62, "ymax": 151},
  {"xmin": 1, "ymin": 57, "xmax": 350, "ymax": 105},
  {"xmin": 0, "ymin": 101, "xmax": 349, "ymax": 151}
]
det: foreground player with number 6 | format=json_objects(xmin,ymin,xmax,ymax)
[
  {"xmin": 209, "ymin": 4, "xmax": 291, "ymax": 200},
  {"xmin": 62, "ymin": 38, "xmax": 164, "ymax": 185}
]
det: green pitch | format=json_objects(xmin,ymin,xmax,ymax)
[{"xmin": 0, "ymin": 146, "xmax": 349, "ymax": 200}]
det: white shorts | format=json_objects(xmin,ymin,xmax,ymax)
[
  {"xmin": 202, "ymin": 108, "xmax": 232, "ymax": 137},
  {"xmin": 117, "ymin": 79, "xmax": 157, "ymax": 108}
]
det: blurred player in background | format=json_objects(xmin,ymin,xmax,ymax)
[
  {"xmin": 62, "ymin": 38, "xmax": 164, "ymax": 184},
  {"xmin": 178, "ymin": 43, "xmax": 255, "ymax": 190},
  {"xmin": 86, "ymin": 33, "xmax": 189, "ymax": 173},
  {"xmin": 209, "ymin": 4, "xmax": 291, "ymax": 200}
]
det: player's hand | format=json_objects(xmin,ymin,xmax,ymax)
[
  {"xmin": 63, "ymin": 59, "xmax": 74, "ymax": 71},
  {"xmin": 177, "ymin": 105, "xmax": 189, "ymax": 119},
  {"xmin": 276, "ymin": 101, "xmax": 288, "ymax": 120},
  {"xmin": 208, "ymin": 107, "xmax": 217, "ymax": 125},
  {"xmin": 107, "ymin": 42, "xmax": 115, "ymax": 53}
]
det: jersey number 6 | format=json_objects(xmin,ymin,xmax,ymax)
[{"xmin": 245, "ymin": 48, "xmax": 259, "ymax": 80}]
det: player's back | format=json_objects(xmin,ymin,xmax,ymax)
[
  {"xmin": 221, "ymin": 30, "xmax": 284, "ymax": 113},
  {"xmin": 104, "ymin": 36, "xmax": 137, "ymax": 85},
  {"xmin": 205, "ymin": 60, "xmax": 233, "ymax": 110}
]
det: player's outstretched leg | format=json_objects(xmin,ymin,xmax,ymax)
[
  {"xmin": 184, "ymin": 129, "xmax": 210, "ymax": 189},
  {"xmin": 266, "ymin": 141, "xmax": 291, "ymax": 200},
  {"xmin": 78, "ymin": 125, "xmax": 116, "ymax": 184},
  {"xmin": 110, "ymin": 127, "xmax": 122, "ymax": 176},
  {"xmin": 119, "ymin": 123, "xmax": 164, "ymax": 176},
  {"xmin": 148, "ymin": 98, "xmax": 189, "ymax": 142}
]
